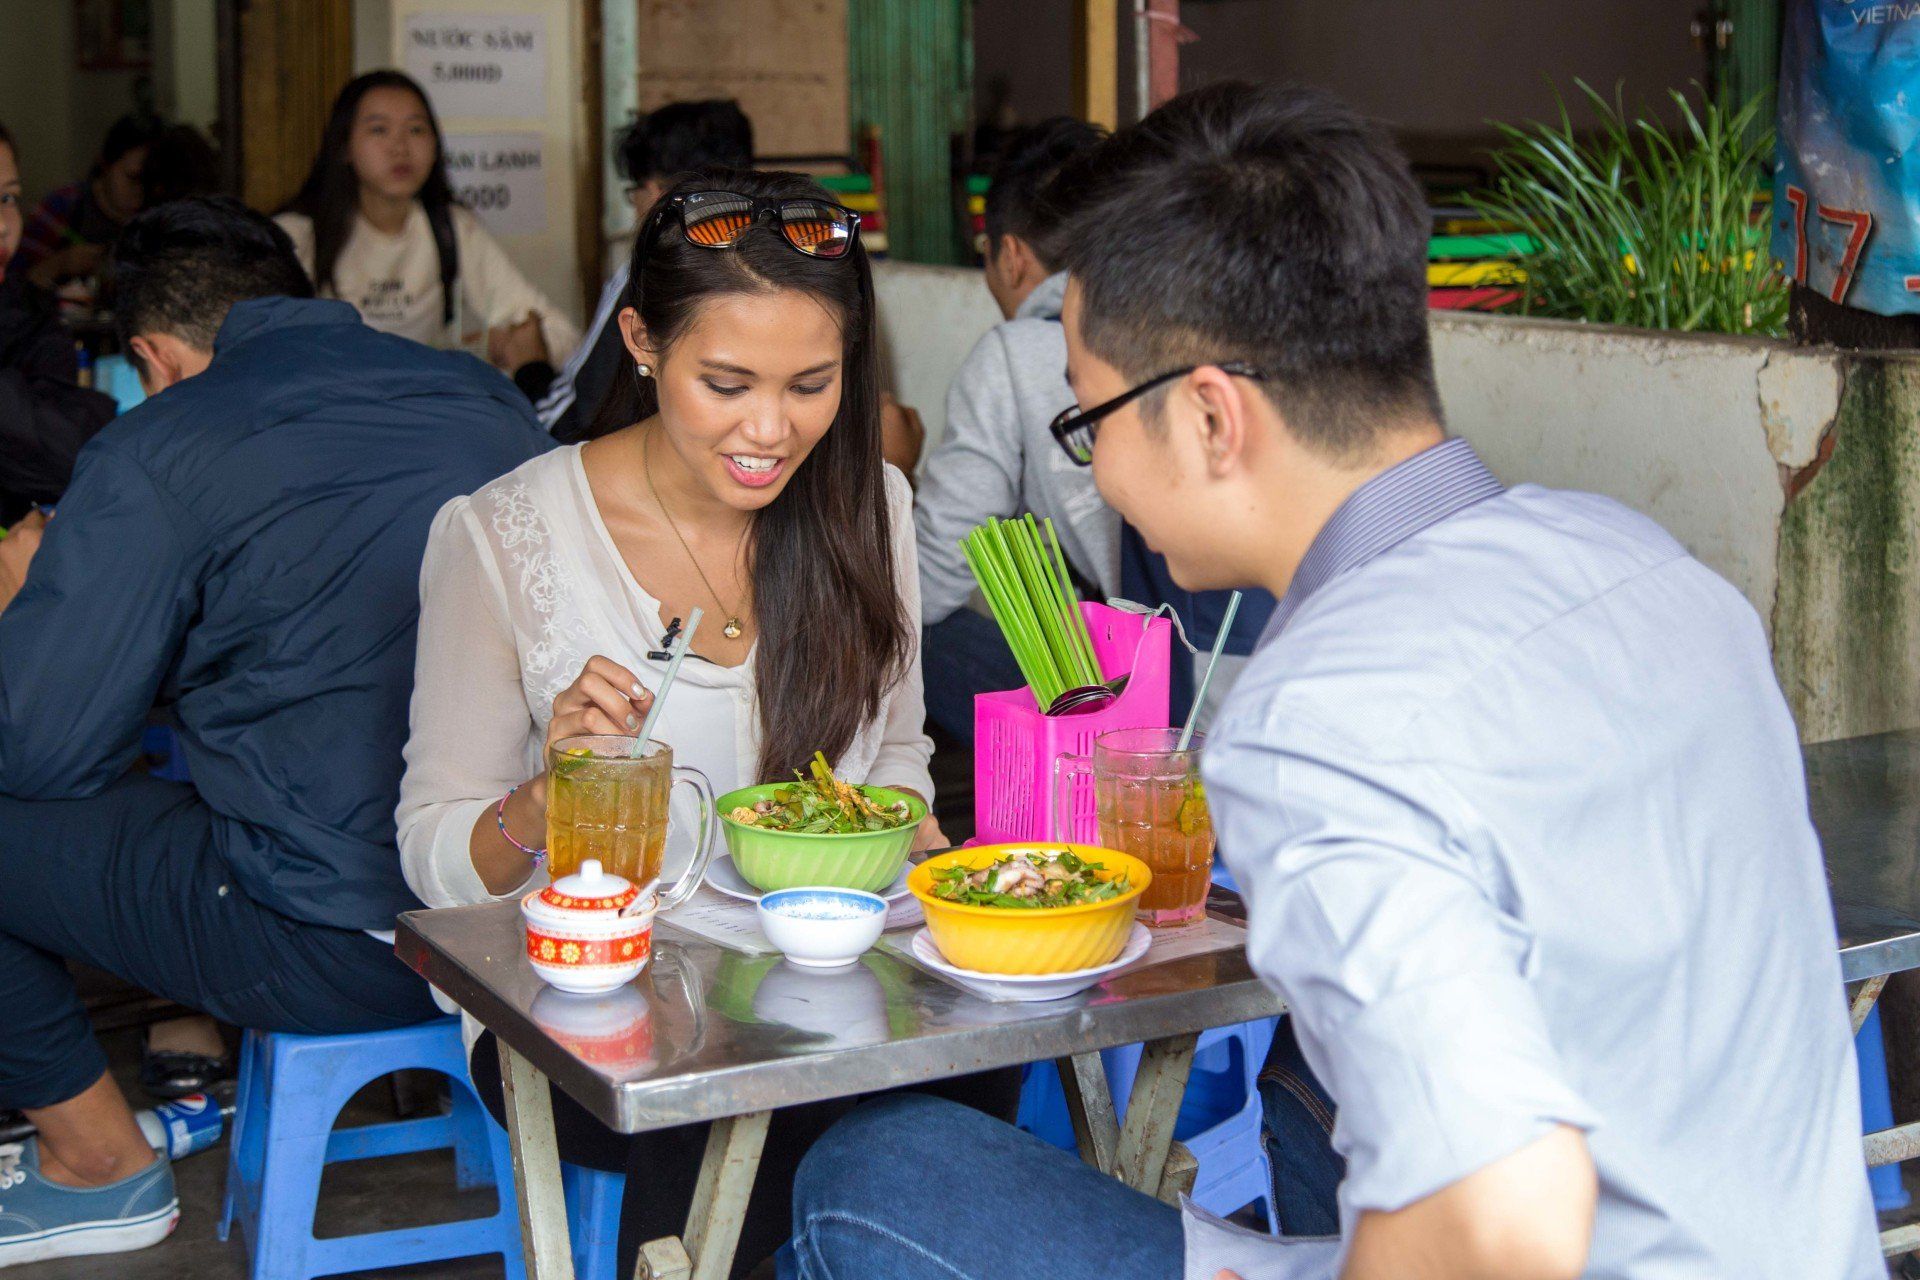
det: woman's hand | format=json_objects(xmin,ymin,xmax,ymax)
[
  {"xmin": 910, "ymin": 812, "xmax": 949, "ymax": 854},
  {"xmin": 546, "ymin": 655, "xmax": 654, "ymax": 755}
]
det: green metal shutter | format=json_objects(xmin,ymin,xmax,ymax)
[{"xmin": 848, "ymin": 0, "xmax": 972, "ymax": 264}]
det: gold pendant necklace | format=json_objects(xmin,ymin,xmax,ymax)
[{"xmin": 644, "ymin": 432, "xmax": 748, "ymax": 640}]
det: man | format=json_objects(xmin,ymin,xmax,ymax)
[
  {"xmin": 0, "ymin": 197, "xmax": 549, "ymax": 1266},
  {"xmin": 539, "ymin": 100, "xmax": 755, "ymax": 440},
  {"xmin": 916, "ymin": 118, "xmax": 1270, "ymax": 740},
  {"xmin": 784, "ymin": 84, "xmax": 1880, "ymax": 1279}
]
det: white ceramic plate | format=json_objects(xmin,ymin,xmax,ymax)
[
  {"xmin": 909, "ymin": 924, "xmax": 1152, "ymax": 1003},
  {"xmin": 703, "ymin": 853, "xmax": 913, "ymax": 904}
]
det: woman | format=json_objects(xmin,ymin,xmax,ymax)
[
  {"xmin": 397, "ymin": 170, "xmax": 995, "ymax": 1277},
  {"xmin": 276, "ymin": 71, "xmax": 578, "ymax": 384},
  {"xmin": 15, "ymin": 113, "xmax": 155, "ymax": 292},
  {"xmin": 0, "ymin": 121, "xmax": 114, "ymax": 526}
]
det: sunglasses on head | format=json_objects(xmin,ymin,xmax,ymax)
[{"xmin": 643, "ymin": 190, "xmax": 861, "ymax": 261}]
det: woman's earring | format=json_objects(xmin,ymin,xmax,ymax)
[{"xmin": 636, "ymin": 362, "xmax": 653, "ymax": 378}]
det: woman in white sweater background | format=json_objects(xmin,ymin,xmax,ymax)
[
  {"xmin": 395, "ymin": 170, "xmax": 993, "ymax": 1277},
  {"xmin": 276, "ymin": 71, "xmax": 579, "ymax": 381}
]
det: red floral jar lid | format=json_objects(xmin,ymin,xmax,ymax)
[{"xmin": 535, "ymin": 860, "xmax": 641, "ymax": 913}]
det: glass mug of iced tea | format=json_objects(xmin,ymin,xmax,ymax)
[
  {"xmin": 1055, "ymin": 727, "xmax": 1213, "ymax": 927},
  {"xmin": 546, "ymin": 735, "xmax": 718, "ymax": 912}
]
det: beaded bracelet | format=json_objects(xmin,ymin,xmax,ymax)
[{"xmin": 497, "ymin": 784, "xmax": 547, "ymax": 862}]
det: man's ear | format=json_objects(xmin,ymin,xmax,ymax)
[
  {"xmin": 1184, "ymin": 365, "xmax": 1256, "ymax": 479},
  {"xmin": 127, "ymin": 333, "xmax": 208, "ymax": 396},
  {"xmin": 998, "ymin": 234, "xmax": 1043, "ymax": 291}
]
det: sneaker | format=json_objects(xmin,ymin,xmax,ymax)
[{"xmin": 0, "ymin": 1140, "xmax": 178, "ymax": 1267}]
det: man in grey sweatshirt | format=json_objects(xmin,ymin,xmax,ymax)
[{"xmin": 915, "ymin": 119, "xmax": 1116, "ymax": 741}]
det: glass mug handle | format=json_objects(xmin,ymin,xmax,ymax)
[
  {"xmin": 1053, "ymin": 752, "xmax": 1092, "ymax": 843},
  {"xmin": 657, "ymin": 763, "xmax": 718, "ymax": 913}
]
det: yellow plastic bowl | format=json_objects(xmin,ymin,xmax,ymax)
[{"xmin": 908, "ymin": 844, "xmax": 1151, "ymax": 975}]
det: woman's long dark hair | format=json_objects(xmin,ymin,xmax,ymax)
[
  {"xmin": 282, "ymin": 71, "xmax": 459, "ymax": 325},
  {"xmin": 586, "ymin": 169, "xmax": 910, "ymax": 784}
]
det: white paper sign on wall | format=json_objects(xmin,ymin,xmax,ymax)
[
  {"xmin": 403, "ymin": 11, "xmax": 547, "ymax": 120},
  {"xmin": 443, "ymin": 132, "xmax": 547, "ymax": 236}
]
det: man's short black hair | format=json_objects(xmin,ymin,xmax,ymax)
[
  {"xmin": 984, "ymin": 116, "xmax": 1106, "ymax": 271},
  {"xmin": 1061, "ymin": 82, "xmax": 1441, "ymax": 456},
  {"xmin": 617, "ymin": 100, "xmax": 754, "ymax": 187},
  {"xmin": 109, "ymin": 196, "xmax": 312, "ymax": 358}
]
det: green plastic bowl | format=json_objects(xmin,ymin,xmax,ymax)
[{"xmin": 715, "ymin": 782, "xmax": 926, "ymax": 894}]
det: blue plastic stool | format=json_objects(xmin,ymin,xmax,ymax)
[
  {"xmin": 218, "ymin": 1019, "xmax": 526, "ymax": 1280},
  {"xmin": 564, "ymin": 1164, "xmax": 626, "ymax": 1280},
  {"xmin": 1857, "ymin": 1006, "xmax": 1910, "ymax": 1214}
]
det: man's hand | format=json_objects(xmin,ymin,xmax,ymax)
[
  {"xmin": 0, "ymin": 509, "xmax": 48, "ymax": 613},
  {"xmin": 488, "ymin": 312, "xmax": 550, "ymax": 373}
]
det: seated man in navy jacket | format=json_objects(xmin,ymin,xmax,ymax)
[{"xmin": 0, "ymin": 197, "xmax": 550, "ymax": 1266}]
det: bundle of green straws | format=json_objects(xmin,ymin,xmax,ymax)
[{"xmin": 961, "ymin": 515, "xmax": 1104, "ymax": 710}]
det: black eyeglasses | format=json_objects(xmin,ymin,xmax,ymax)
[
  {"xmin": 1049, "ymin": 361, "xmax": 1269, "ymax": 465},
  {"xmin": 642, "ymin": 190, "xmax": 861, "ymax": 260}
]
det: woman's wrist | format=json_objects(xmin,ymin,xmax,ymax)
[{"xmin": 500, "ymin": 781, "xmax": 547, "ymax": 858}]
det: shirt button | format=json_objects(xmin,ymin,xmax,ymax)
[{"xmin": 217, "ymin": 884, "xmax": 229, "ymax": 897}]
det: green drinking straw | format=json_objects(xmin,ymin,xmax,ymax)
[
  {"xmin": 631, "ymin": 607, "xmax": 703, "ymax": 757},
  {"xmin": 1178, "ymin": 591, "xmax": 1241, "ymax": 750}
]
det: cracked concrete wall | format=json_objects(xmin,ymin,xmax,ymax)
[
  {"xmin": 876, "ymin": 265, "xmax": 1918, "ymax": 743},
  {"xmin": 1776, "ymin": 360, "xmax": 1920, "ymax": 742}
]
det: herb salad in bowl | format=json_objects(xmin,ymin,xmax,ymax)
[
  {"xmin": 716, "ymin": 753, "xmax": 926, "ymax": 894},
  {"xmin": 908, "ymin": 844, "xmax": 1150, "ymax": 975}
]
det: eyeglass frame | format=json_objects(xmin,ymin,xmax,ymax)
[
  {"xmin": 1048, "ymin": 361, "xmax": 1269, "ymax": 466},
  {"xmin": 639, "ymin": 189, "xmax": 863, "ymax": 260}
]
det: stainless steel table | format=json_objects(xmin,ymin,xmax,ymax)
[
  {"xmin": 396, "ymin": 899, "xmax": 1282, "ymax": 1280},
  {"xmin": 1807, "ymin": 729, "xmax": 1920, "ymax": 1255}
]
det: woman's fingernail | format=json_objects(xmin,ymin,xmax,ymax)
[
  {"xmin": 632, "ymin": 683, "xmax": 648, "ymax": 698},
  {"xmin": 626, "ymin": 714, "xmax": 640, "ymax": 729}
]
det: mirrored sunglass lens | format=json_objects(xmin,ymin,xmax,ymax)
[
  {"xmin": 779, "ymin": 203, "xmax": 852, "ymax": 257},
  {"xmin": 681, "ymin": 193, "xmax": 754, "ymax": 246}
]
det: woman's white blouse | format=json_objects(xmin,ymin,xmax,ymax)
[{"xmin": 396, "ymin": 445, "xmax": 935, "ymax": 908}]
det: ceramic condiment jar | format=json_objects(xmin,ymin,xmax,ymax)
[{"xmin": 521, "ymin": 859, "xmax": 655, "ymax": 993}]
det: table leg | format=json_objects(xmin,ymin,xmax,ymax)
[
  {"xmin": 1113, "ymin": 1034, "xmax": 1198, "ymax": 1195},
  {"xmin": 1056, "ymin": 1052, "xmax": 1120, "ymax": 1175},
  {"xmin": 637, "ymin": 1109, "xmax": 772, "ymax": 1280},
  {"xmin": 497, "ymin": 1040, "xmax": 577, "ymax": 1280},
  {"xmin": 1850, "ymin": 974, "xmax": 1889, "ymax": 1035}
]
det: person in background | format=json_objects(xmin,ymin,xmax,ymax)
[
  {"xmin": 398, "ymin": 169, "xmax": 999, "ymax": 1279},
  {"xmin": 139, "ymin": 123, "xmax": 220, "ymax": 209},
  {"xmin": 786, "ymin": 83, "xmax": 1881, "ymax": 1280},
  {"xmin": 277, "ymin": 70, "xmax": 579, "ymax": 394},
  {"xmin": 0, "ymin": 121, "xmax": 115, "ymax": 525},
  {"xmin": 14, "ymin": 113, "xmax": 157, "ymax": 292},
  {"xmin": 914, "ymin": 118, "xmax": 1270, "ymax": 743},
  {"xmin": 0, "ymin": 197, "xmax": 549, "ymax": 1266},
  {"xmin": 540, "ymin": 100, "xmax": 754, "ymax": 440}
]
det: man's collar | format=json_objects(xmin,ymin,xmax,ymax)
[
  {"xmin": 1259, "ymin": 437, "xmax": 1504, "ymax": 647},
  {"xmin": 1016, "ymin": 272, "xmax": 1069, "ymax": 322},
  {"xmin": 214, "ymin": 296, "xmax": 362, "ymax": 353}
]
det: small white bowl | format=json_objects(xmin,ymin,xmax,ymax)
[{"xmin": 755, "ymin": 888, "xmax": 888, "ymax": 968}]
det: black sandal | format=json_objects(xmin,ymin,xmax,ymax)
[{"xmin": 139, "ymin": 1046, "xmax": 234, "ymax": 1101}]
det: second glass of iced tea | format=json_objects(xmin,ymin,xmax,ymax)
[{"xmin": 1057, "ymin": 726, "xmax": 1213, "ymax": 927}]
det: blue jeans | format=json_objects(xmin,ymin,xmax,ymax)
[
  {"xmin": 783, "ymin": 1018, "xmax": 1343, "ymax": 1278},
  {"xmin": 921, "ymin": 610, "xmax": 1027, "ymax": 745}
]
